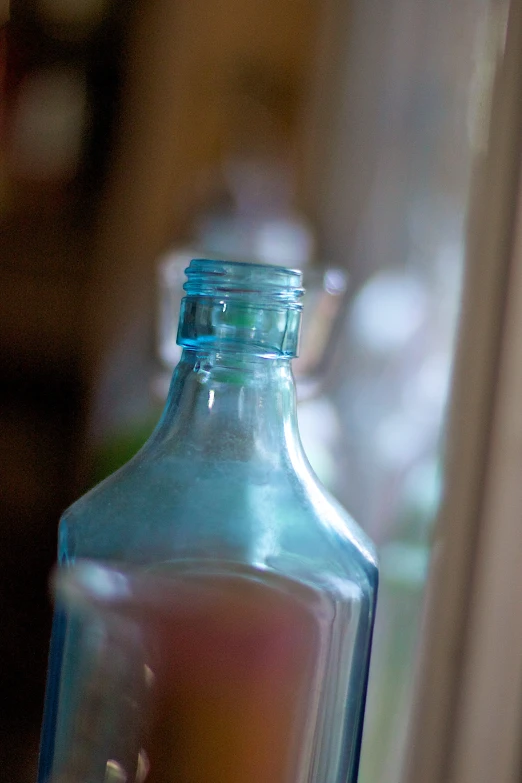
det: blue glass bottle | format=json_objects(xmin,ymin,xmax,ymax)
[{"xmin": 38, "ymin": 259, "xmax": 378, "ymax": 783}]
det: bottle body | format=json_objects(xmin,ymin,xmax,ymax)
[{"xmin": 38, "ymin": 260, "xmax": 378, "ymax": 783}]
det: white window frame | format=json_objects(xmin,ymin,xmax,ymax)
[{"xmin": 404, "ymin": 3, "xmax": 522, "ymax": 782}]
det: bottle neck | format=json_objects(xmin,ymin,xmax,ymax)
[{"xmin": 153, "ymin": 349, "xmax": 302, "ymax": 468}]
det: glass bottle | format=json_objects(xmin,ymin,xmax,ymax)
[{"xmin": 38, "ymin": 258, "xmax": 378, "ymax": 783}]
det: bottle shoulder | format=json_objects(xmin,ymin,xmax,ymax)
[{"xmin": 60, "ymin": 450, "xmax": 378, "ymax": 591}]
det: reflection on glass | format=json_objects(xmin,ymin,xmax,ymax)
[{"xmin": 51, "ymin": 561, "xmax": 367, "ymax": 783}]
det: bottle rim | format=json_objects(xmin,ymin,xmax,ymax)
[{"xmin": 183, "ymin": 258, "xmax": 305, "ymax": 308}]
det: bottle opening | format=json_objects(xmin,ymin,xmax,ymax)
[
  {"xmin": 183, "ymin": 258, "xmax": 304, "ymax": 308},
  {"xmin": 178, "ymin": 259, "xmax": 304, "ymax": 357}
]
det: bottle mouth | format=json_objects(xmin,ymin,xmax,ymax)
[
  {"xmin": 183, "ymin": 258, "xmax": 304, "ymax": 309},
  {"xmin": 178, "ymin": 259, "xmax": 304, "ymax": 357}
]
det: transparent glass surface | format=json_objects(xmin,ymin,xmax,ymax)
[{"xmin": 39, "ymin": 260, "xmax": 378, "ymax": 783}]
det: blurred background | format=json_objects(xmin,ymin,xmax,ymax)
[{"xmin": 0, "ymin": 0, "xmax": 508, "ymax": 781}]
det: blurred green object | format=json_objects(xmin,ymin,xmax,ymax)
[{"xmin": 90, "ymin": 413, "xmax": 160, "ymax": 485}]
